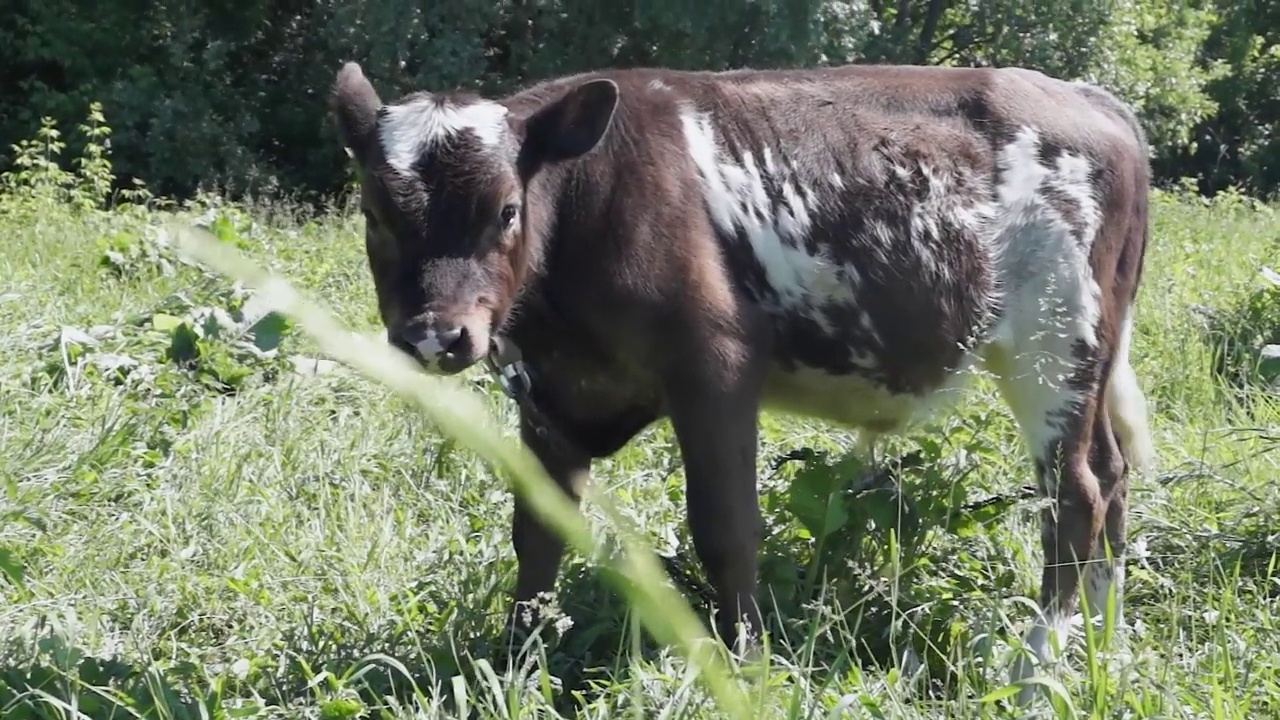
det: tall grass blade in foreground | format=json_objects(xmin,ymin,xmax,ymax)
[{"xmin": 170, "ymin": 223, "xmax": 755, "ymax": 718}]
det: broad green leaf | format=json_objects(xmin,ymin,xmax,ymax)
[{"xmin": 0, "ymin": 548, "xmax": 24, "ymax": 589}]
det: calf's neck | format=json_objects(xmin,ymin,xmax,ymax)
[{"xmin": 330, "ymin": 60, "xmax": 1154, "ymax": 704}]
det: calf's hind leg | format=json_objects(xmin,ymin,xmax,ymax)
[
  {"xmin": 983, "ymin": 309, "xmax": 1123, "ymax": 705},
  {"xmin": 1082, "ymin": 382, "xmax": 1128, "ymax": 634}
]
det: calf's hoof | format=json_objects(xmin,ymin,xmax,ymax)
[{"xmin": 712, "ymin": 611, "xmax": 766, "ymax": 665}]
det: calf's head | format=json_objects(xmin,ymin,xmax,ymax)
[{"xmin": 330, "ymin": 62, "xmax": 619, "ymax": 374}]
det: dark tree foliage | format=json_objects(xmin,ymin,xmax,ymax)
[{"xmin": 0, "ymin": 0, "xmax": 1273, "ymax": 203}]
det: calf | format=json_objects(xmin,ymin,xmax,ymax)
[{"xmin": 330, "ymin": 60, "xmax": 1153, "ymax": 704}]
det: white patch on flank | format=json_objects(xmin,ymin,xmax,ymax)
[
  {"xmin": 378, "ymin": 97, "xmax": 510, "ymax": 175},
  {"xmin": 984, "ymin": 130, "xmax": 1102, "ymax": 332},
  {"xmin": 1049, "ymin": 152, "xmax": 1102, "ymax": 245},
  {"xmin": 762, "ymin": 147, "xmax": 778, "ymax": 175},
  {"xmin": 648, "ymin": 79, "xmax": 671, "ymax": 92},
  {"xmin": 678, "ymin": 107, "xmax": 852, "ymax": 315},
  {"xmin": 981, "ymin": 127, "xmax": 1105, "ymax": 492},
  {"xmin": 778, "ymin": 179, "xmax": 812, "ymax": 236}
]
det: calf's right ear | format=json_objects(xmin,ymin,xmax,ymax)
[{"xmin": 331, "ymin": 62, "xmax": 382, "ymax": 163}]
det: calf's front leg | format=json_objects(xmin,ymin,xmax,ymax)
[
  {"xmin": 509, "ymin": 412, "xmax": 591, "ymax": 634},
  {"xmin": 665, "ymin": 357, "xmax": 767, "ymax": 655},
  {"xmin": 507, "ymin": 403, "xmax": 655, "ymax": 637}
]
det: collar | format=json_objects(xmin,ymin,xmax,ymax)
[
  {"xmin": 485, "ymin": 335, "xmax": 532, "ymax": 400},
  {"xmin": 485, "ymin": 336, "xmax": 583, "ymax": 459}
]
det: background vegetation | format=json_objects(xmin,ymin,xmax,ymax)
[
  {"xmin": 0, "ymin": 0, "xmax": 1278, "ymax": 203},
  {"xmin": 2, "ymin": 0, "xmax": 1279, "ymax": 718}
]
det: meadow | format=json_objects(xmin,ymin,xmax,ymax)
[{"xmin": 1, "ymin": 113, "xmax": 1278, "ymax": 719}]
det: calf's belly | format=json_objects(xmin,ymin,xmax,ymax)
[{"xmin": 760, "ymin": 365, "xmax": 951, "ymax": 434}]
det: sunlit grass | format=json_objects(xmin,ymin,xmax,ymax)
[{"xmin": 0, "ymin": 184, "xmax": 1277, "ymax": 718}]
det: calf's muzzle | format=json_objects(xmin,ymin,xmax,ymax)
[{"xmin": 394, "ymin": 312, "xmax": 485, "ymax": 374}]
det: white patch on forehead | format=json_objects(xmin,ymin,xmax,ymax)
[{"xmin": 378, "ymin": 97, "xmax": 510, "ymax": 174}]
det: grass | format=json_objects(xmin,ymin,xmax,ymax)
[{"xmin": 2, "ymin": 129, "xmax": 1280, "ymax": 718}]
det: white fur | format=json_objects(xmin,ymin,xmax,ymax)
[
  {"xmin": 988, "ymin": 130, "xmax": 1104, "ymax": 352},
  {"xmin": 378, "ymin": 97, "xmax": 510, "ymax": 175},
  {"xmin": 678, "ymin": 109, "xmax": 852, "ymax": 314},
  {"xmin": 1050, "ymin": 152, "xmax": 1103, "ymax": 246},
  {"xmin": 763, "ymin": 367, "xmax": 926, "ymax": 431},
  {"xmin": 1107, "ymin": 305, "xmax": 1155, "ymax": 475},
  {"xmin": 413, "ymin": 332, "xmax": 445, "ymax": 361}
]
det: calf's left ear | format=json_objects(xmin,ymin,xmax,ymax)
[{"xmin": 520, "ymin": 78, "xmax": 619, "ymax": 170}]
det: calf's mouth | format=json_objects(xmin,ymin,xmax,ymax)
[{"xmin": 390, "ymin": 310, "xmax": 493, "ymax": 376}]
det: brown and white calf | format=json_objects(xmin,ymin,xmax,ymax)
[{"xmin": 330, "ymin": 60, "xmax": 1154, "ymax": 702}]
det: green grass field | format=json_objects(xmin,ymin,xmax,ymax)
[{"xmin": 2, "ymin": 131, "xmax": 1279, "ymax": 719}]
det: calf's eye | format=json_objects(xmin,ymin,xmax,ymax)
[{"xmin": 500, "ymin": 204, "xmax": 520, "ymax": 229}]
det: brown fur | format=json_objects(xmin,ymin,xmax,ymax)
[{"xmin": 329, "ymin": 60, "xmax": 1152, "ymax": 678}]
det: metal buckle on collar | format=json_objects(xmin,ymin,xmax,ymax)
[{"xmin": 485, "ymin": 336, "xmax": 531, "ymax": 399}]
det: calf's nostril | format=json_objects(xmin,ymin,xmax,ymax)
[
  {"xmin": 438, "ymin": 325, "xmax": 468, "ymax": 355},
  {"xmin": 402, "ymin": 323, "xmax": 470, "ymax": 362}
]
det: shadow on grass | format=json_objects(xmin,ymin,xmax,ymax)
[
  {"xmin": 0, "ymin": 567, "xmax": 696, "ymax": 718},
  {"xmin": 0, "ymin": 536, "xmax": 987, "ymax": 719},
  {"xmin": 0, "ymin": 633, "xmax": 221, "ymax": 720}
]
